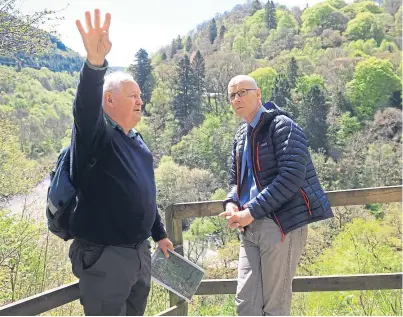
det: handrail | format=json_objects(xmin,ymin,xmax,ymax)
[
  {"xmin": 0, "ymin": 186, "xmax": 401, "ymax": 316},
  {"xmin": 1, "ymin": 273, "xmax": 402, "ymax": 316}
]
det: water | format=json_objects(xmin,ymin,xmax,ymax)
[{"xmin": 2, "ymin": 177, "xmax": 50, "ymax": 221}]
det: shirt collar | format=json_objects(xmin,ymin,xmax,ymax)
[
  {"xmin": 104, "ymin": 114, "xmax": 138, "ymax": 139},
  {"xmin": 249, "ymin": 105, "xmax": 265, "ymax": 129}
]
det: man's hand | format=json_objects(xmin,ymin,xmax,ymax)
[
  {"xmin": 224, "ymin": 202, "xmax": 239, "ymax": 214},
  {"xmin": 220, "ymin": 208, "xmax": 254, "ymax": 230},
  {"xmin": 157, "ymin": 238, "xmax": 174, "ymax": 259},
  {"xmin": 76, "ymin": 9, "xmax": 112, "ymax": 66}
]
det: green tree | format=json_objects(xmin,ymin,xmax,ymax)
[
  {"xmin": 171, "ymin": 113, "xmax": 237, "ymax": 187},
  {"xmin": 0, "ymin": 118, "xmax": 42, "ymax": 198},
  {"xmin": 294, "ymin": 217, "xmax": 402, "ymax": 316},
  {"xmin": 185, "ymin": 36, "xmax": 192, "ymax": 52},
  {"xmin": 264, "ymin": 0, "xmax": 277, "ymax": 29},
  {"xmin": 127, "ymin": 48, "xmax": 154, "ymax": 112},
  {"xmin": 286, "ymin": 56, "xmax": 298, "ymax": 88},
  {"xmin": 345, "ymin": 12, "xmax": 385, "ymax": 43},
  {"xmin": 341, "ymin": 1, "xmax": 383, "ymax": 19},
  {"xmin": 191, "ymin": 50, "xmax": 206, "ymax": 125},
  {"xmin": 299, "ymin": 85, "xmax": 329, "ymax": 152},
  {"xmin": 335, "ymin": 112, "xmax": 362, "ymax": 144},
  {"xmin": 0, "ymin": 0, "xmax": 60, "ymax": 56},
  {"xmin": 248, "ymin": 67, "xmax": 277, "ymax": 102},
  {"xmin": 172, "ymin": 55, "xmax": 199, "ymax": 135},
  {"xmin": 209, "ymin": 18, "xmax": 218, "ymax": 44},
  {"xmin": 346, "ymin": 57, "xmax": 401, "ymax": 120},
  {"xmin": 271, "ymin": 74, "xmax": 291, "ymax": 109},
  {"xmin": 276, "ymin": 9, "xmax": 299, "ymax": 31},
  {"xmin": 170, "ymin": 39, "xmax": 177, "ymax": 58},
  {"xmin": 176, "ymin": 35, "xmax": 183, "ymax": 50},
  {"xmin": 296, "ymin": 74, "xmax": 325, "ymax": 96},
  {"xmin": 155, "ymin": 156, "xmax": 217, "ymax": 210},
  {"xmin": 395, "ymin": 6, "xmax": 402, "ymax": 37},
  {"xmin": 301, "ymin": 2, "xmax": 338, "ymax": 33},
  {"xmin": 250, "ymin": 0, "xmax": 262, "ymax": 15},
  {"xmin": 219, "ymin": 25, "xmax": 226, "ymax": 39},
  {"xmin": 327, "ymin": 0, "xmax": 347, "ymax": 9}
]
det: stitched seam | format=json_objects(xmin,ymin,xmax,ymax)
[
  {"xmin": 280, "ymin": 232, "xmax": 293, "ymax": 315},
  {"xmin": 252, "ymin": 250, "xmax": 261, "ymax": 316}
]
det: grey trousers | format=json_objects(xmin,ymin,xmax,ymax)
[
  {"xmin": 236, "ymin": 218, "xmax": 308, "ymax": 316},
  {"xmin": 69, "ymin": 238, "xmax": 151, "ymax": 316}
]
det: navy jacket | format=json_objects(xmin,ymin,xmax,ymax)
[
  {"xmin": 69, "ymin": 60, "xmax": 167, "ymax": 245},
  {"xmin": 224, "ymin": 102, "xmax": 333, "ymax": 240}
]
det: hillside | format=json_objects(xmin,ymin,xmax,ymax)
[{"xmin": 0, "ymin": 36, "xmax": 84, "ymax": 72}]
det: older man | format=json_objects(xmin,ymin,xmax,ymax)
[
  {"xmin": 220, "ymin": 75, "xmax": 333, "ymax": 315},
  {"xmin": 68, "ymin": 10, "xmax": 173, "ymax": 316}
]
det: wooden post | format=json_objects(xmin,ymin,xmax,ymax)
[{"xmin": 165, "ymin": 205, "xmax": 188, "ymax": 316}]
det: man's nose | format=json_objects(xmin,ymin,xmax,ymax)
[{"xmin": 234, "ymin": 94, "xmax": 241, "ymax": 102}]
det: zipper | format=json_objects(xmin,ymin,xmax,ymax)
[
  {"xmin": 251, "ymin": 116, "xmax": 264, "ymax": 191},
  {"xmin": 256, "ymin": 142, "xmax": 261, "ymax": 171},
  {"xmin": 300, "ymin": 189, "xmax": 312, "ymax": 216},
  {"xmin": 236, "ymin": 150, "xmax": 240, "ymax": 199}
]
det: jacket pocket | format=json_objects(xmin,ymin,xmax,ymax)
[{"xmin": 300, "ymin": 188, "xmax": 312, "ymax": 216}]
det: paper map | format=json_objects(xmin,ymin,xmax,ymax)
[{"xmin": 151, "ymin": 248, "xmax": 205, "ymax": 302}]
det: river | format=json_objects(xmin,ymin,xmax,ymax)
[{"xmin": 2, "ymin": 177, "xmax": 50, "ymax": 221}]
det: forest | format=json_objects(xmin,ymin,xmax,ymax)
[{"xmin": 0, "ymin": 0, "xmax": 401, "ymax": 315}]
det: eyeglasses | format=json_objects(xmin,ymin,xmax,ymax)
[{"xmin": 229, "ymin": 88, "xmax": 257, "ymax": 101}]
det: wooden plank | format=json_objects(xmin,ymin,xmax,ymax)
[
  {"xmin": 156, "ymin": 302, "xmax": 185, "ymax": 316},
  {"xmin": 326, "ymin": 186, "xmax": 402, "ymax": 207},
  {"xmin": 0, "ymin": 281, "xmax": 79, "ymax": 316},
  {"xmin": 292, "ymin": 273, "xmax": 403, "ymax": 292},
  {"xmin": 172, "ymin": 186, "xmax": 402, "ymax": 219},
  {"xmin": 1, "ymin": 273, "xmax": 401, "ymax": 315},
  {"xmin": 195, "ymin": 273, "xmax": 403, "ymax": 295},
  {"xmin": 165, "ymin": 205, "xmax": 188, "ymax": 316}
]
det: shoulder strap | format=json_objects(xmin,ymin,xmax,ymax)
[{"xmin": 70, "ymin": 122, "xmax": 113, "ymax": 187}]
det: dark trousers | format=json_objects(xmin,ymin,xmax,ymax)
[{"xmin": 69, "ymin": 238, "xmax": 151, "ymax": 316}]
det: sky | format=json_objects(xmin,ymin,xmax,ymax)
[{"xmin": 19, "ymin": 0, "xmax": 323, "ymax": 67}]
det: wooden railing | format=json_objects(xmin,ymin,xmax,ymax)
[{"xmin": 0, "ymin": 186, "xmax": 402, "ymax": 316}]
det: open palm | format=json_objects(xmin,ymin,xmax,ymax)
[{"xmin": 76, "ymin": 9, "xmax": 112, "ymax": 66}]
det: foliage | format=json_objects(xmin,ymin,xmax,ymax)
[
  {"xmin": 345, "ymin": 12, "xmax": 385, "ymax": 43},
  {"xmin": 248, "ymin": 67, "xmax": 277, "ymax": 102},
  {"xmin": 298, "ymin": 85, "xmax": 329, "ymax": 152},
  {"xmin": 209, "ymin": 19, "xmax": 217, "ymax": 44},
  {"xmin": 0, "ymin": 0, "xmax": 60, "ymax": 56},
  {"xmin": 264, "ymin": 0, "xmax": 277, "ymax": 29},
  {"xmin": 127, "ymin": 49, "xmax": 154, "ymax": 111},
  {"xmin": 301, "ymin": 2, "xmax": 339, "ymax": 33},
  {"xmin": 346, "ymin": 57, "xmax": 401, "ymax": 120}
]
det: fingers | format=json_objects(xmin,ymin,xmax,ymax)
[
  {"xmin": 162, "ymin": 247, "xmax": 169, "ymax": 258},
  {"xmin": 94, "ymin": 8, "xmax": 101, "ymax": 29},
  {"xmin": 85, "ymin": 11, "xmax": 93, "ymax": 32},
  {"xmin": 219, "ymin": 210, "xmax": 231, "ymax": 217},
  {"xmin": 75, "ymin": 20, "xmax": 85, "ymax": 37},
  {"xmin": 229, "ymin": 222, "xmax": 239, "ymax": 229},
  {"xmin": 103, "ymin": 12, "xmax": 111, "ymax": 32}
]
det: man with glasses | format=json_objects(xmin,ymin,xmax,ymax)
[{"xmin": 220, "ymin": 75, "xmax": 333, "ymax": 315}]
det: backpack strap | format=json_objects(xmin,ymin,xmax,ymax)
[{"xmin": 70, "ymin": 122, "xmax": 113, "ymax": 187}]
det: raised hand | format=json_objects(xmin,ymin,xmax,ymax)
[{"xmin": 76, "ymin": 9, "xmax": 112, "ymax": 66}]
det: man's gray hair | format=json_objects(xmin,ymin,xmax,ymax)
[{"xmin": 103, "ymin": 71, "xmax": 136, "ymax": 94}]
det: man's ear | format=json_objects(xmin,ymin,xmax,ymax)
[
  {"xmin": 256, "ymin": 87, "xmax": 261, "ymax": 101},
  {"xmin": 104, "ymin": 92, "xmax": 114, "ymax": 107}
]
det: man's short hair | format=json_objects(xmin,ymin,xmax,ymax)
[{"xmin": 103, "ymin": 72, "xmax": 136, "ymax": 94}]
